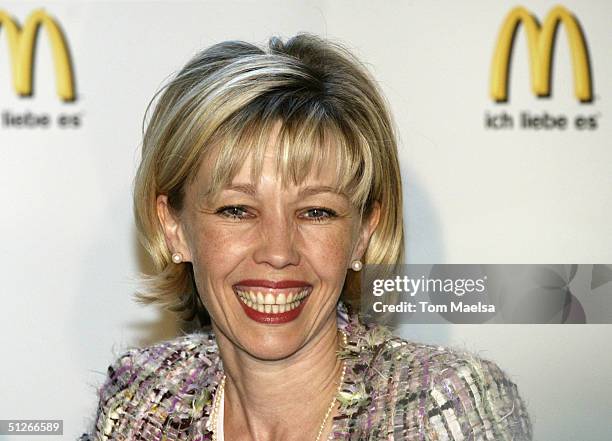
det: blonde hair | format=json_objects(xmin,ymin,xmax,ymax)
[{"xmin": 133, "ymin": 33, "xmax": 404, "ymax": 323}]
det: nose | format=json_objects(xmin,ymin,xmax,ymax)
[{"xmin": 252, "ymin": 212, "xmax": 300, "ymax": 269}]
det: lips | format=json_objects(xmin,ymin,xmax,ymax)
[{"xmin": 233, "ymin": 279, "xmax": 312, "ymax": 324}]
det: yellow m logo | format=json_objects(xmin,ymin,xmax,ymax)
[
  {"xmin": 490, "ymin": 5, "xmax": 592, "ymax": 102},
  {"xmin": 0, "ymin": 9, "xmax": 75, "ymax": 101}
]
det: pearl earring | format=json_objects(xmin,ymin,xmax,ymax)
[
  {"xmin": 171, "ymin": 252, "xmax": 183, "ymax": 264},
  {"xmin": 351, "ymin": 259, "xmax": 362, "ymax": 271}
]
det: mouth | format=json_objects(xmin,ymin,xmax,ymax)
[{"xmin": 232, "ymin": 280, "xmax": 312, "ymax": 324}]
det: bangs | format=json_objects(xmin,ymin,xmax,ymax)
[{"xmin": 194, "ymin": 101, "xmax": 374, "ymax": 215}]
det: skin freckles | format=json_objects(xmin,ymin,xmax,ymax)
[{"xmin": 156, "ymin": 123, "xmax": 380, "ymax": 440}]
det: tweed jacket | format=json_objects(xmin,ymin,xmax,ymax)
[{"xmin": 80, "ymin": 301, "xmax": 532, "ymax": 440}]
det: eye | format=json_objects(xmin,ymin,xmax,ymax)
[
  {"xmin": 215, "ymin": 205, "xmax": 252, "ymax": 220},
  {"xmin": 302, "ymin": 207, "xmax": 338, "ymax": 223}
]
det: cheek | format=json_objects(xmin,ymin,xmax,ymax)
[
  {"xmin": 194, "ymin": 224, "xmax": 246, "ymax": 263},
  {"xmin": 187, "ymin": 222, "xmax": 250, "ymax": 292},
  {"xmin": 297, "ymin": 224, "xmax": 354, "ymax": 279}
]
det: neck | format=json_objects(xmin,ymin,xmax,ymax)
[{"xmin": 213, "ymin": 313, "xmax": 344, "ymax": 441}]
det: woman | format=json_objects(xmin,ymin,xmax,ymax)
[{"xmin": 80, "ymin": 33, "xmax": 532, "ymax": 440}]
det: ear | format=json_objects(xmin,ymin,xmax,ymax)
[
  {"xmin": 350, "ymin": 200, "xmax": 381, "ymax": 264},
  {"xmin": 156, "ymin": 194, "xmax": 192, "ymax": 262}
]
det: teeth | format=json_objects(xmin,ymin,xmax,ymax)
[{"xmin": 236, "ymin": 289, "xmax": 308, "ymax": 314}]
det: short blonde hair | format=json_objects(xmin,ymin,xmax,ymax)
[{"xmin": 133, "ymin": 33, "xmax": 404, "ymax": 323}]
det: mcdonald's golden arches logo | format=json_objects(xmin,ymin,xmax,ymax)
[
  {"xmin": 490, "ymin": 5, "xmax": 592, "ymax": 103},
  {"xmin": 0, "ymin": 9, "xmax": 75, "ymax": 101}
]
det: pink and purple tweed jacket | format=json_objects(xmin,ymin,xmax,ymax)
[{"xmin": 80, "ymin": 301, "xmax": 532, "ymax": 440}]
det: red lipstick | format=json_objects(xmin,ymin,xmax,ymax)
[{"xmin": 233, "ymin": 279, "xmax": 312, "ymax": 324}]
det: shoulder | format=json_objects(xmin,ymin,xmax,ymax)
[
  {"xmin": 374, "ymin": 334, "xmax": 533, "ymax": 440},
  {"xmin": 100, "ymin": 331, "xmax": 219, "ymax": 398},
  {"xmin": 82, "ymin": 331, "xmax": 220, "ymax": 440},
  {"xmin": 344, "ymin": 318, "xmax": 532, "ymax": 441}
]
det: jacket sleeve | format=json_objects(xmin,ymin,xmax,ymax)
[
  {"xmin": 423, "ymin": 355, "xmax": 533, "ymax": 441},
  {"xmin": 78, "ymin": 349, "xmax": 140, "ymax": 441}
]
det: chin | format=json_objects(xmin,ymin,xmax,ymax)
[{"xmin": 239, "ymin": 334, "xmax": 304, "ymax": 361}]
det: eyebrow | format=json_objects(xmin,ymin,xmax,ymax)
[
  {"xmin": 224, "ymin": 184, "xmax": 346, "ymax": 198},
  {"xmin": 225, "ymin": 184, "xmax": 257, "ymax": 196}
]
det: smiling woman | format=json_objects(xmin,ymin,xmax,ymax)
[
  {"xmin": 80, "ymin": 33, "xmax": 532, "ymax": 440},
  {"xmin": 154, "ymin": 118, "xmax": 380, "ymax": 363}
]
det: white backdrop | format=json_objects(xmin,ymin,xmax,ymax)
[{"xmin": 1, "ymin": 1, "xmax": 610, "ymax": 440}]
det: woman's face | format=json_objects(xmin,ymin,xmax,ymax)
[{"xmin": 157, "ymin": 129, "xmax": 380, "ymax": 361}]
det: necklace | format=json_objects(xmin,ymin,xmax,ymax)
[{"xmin": 208, "ymin": 329, "xmax": 349, "ymax": 441}]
